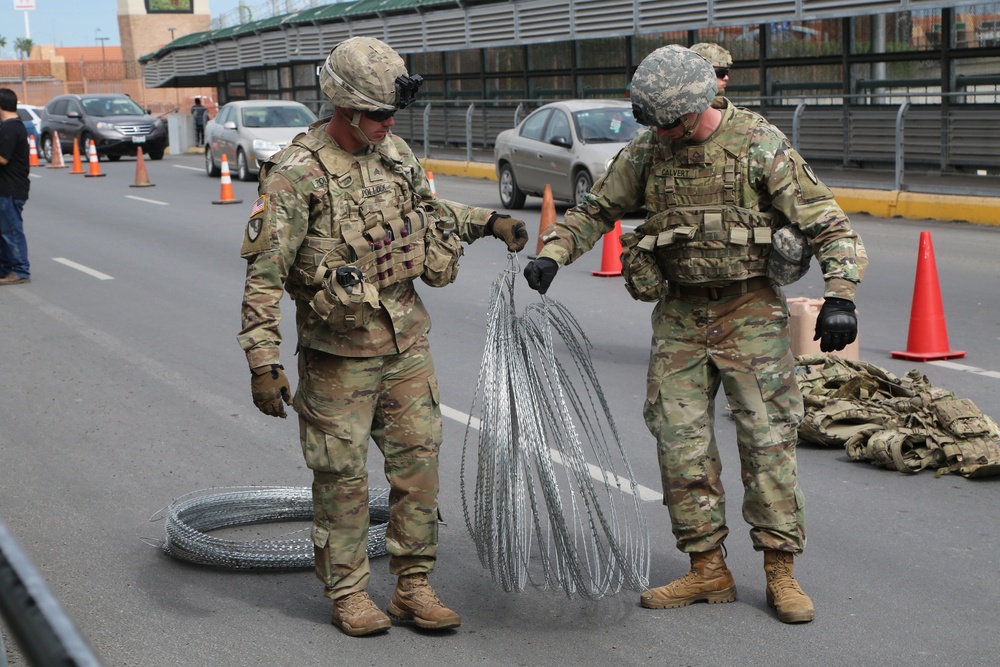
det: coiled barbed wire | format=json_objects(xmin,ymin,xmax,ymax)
[
  {"xmin": 460, "ymin": 256, "xmax": 650, "ymax": 599},
  {"xmin": 155, "ymin": 486, "xmax": 390, "ymax": 569}
]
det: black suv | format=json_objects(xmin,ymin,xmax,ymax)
[{"xmin": 39, "ymin": 93, "xmax": 168, "ymax": 162}]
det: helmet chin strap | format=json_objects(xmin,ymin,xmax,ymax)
[
  {"xmin": 677, "ymin": 112, "xmax": 703, "ymax": 142},
  {"xmin": 347, "ymin": 109, "xmax": 377, "ymax": 146}
]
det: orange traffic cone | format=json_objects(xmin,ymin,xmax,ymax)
[
  {"xmin": 530, "ymin": 183, "xmax": 557, "ymax": 259},
  {"xmin": 84, "ymin": 140, "xmax": 106, "ymax": 178},
  {"xmin": 28, "ymin": 135, "xmax": 40, "ymax": 167},
  {"xmin": 213, "ymin": 154, "xmax": 243, "ymax": 205},
  {"xmin": 427, "ymin": 170, "xmax": 437, "ymax": 196},
  {"xmin": 593, "ymin": 220, "xmax": 623, "ymax": 277},
  {"xmin": 890, "ymin": 231, "xmax": 965, "ymax": 361},
  {"xmin": 46, "ymin": 131, "xmax": 67, "ymax": 169},
  {"xmin": 69, "ymin": 138, "xmax": 86, "ymax": 175},
  {"xmin": 130, "ymin": 146, "xmax": 155, "ymax": 187}
]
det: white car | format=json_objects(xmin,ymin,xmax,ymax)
[
  {"xmin": 493, "ymin": 99, "xmax": 643, "ymax": 209},
  {"xmin": 204, "ymin": 100, "xmax": 317, "ymax": 181},
  {"xmin": 16, "ymin": 104, "xmax": 43, "ymax": 140}
]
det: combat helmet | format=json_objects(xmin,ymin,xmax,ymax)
[
  {"xmin": 630, "ymin": 44, "xmax": 717, "ymax": 129},
  {"xmin": 690, "ymin": 42, "xmax": 733, "ymax": 69},
  {"xmin": 320, "ymin": 36, "xmax": 423, "ymax": 115}
]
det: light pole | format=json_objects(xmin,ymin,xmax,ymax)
[
  {"xmin": 168, "ymin": 28, "xmax": 179, "ymax": 109},
  {"xmin": 96, "ymin": 34, "xmax": 109, "ymax": 80}
]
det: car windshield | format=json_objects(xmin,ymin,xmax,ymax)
[
  {"xmin": 573, "ymin": 108, "xmax": 643, "ymax": 144},
  {"xmin": 241, "ymin": 106, "xmax": 316, "ymax": 128},
  {"xmin": 81, "ymin": 97, "xmax": 146, "ymax": 117}
]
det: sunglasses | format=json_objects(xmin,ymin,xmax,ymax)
[
  {"xmin": 364, "ymin": 108, "xmax": 396, "ymax": 123},
  {"xmin": 715, "ymin": 68, "xmax": 730, "ymax": 78}
]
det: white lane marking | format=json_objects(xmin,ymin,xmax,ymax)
[
  {"xmin": 929, "ymin": 360, "xmax": 1000, "ymax": 380},
  {"xmin": 29, "ymin": 173, "xmax": 42, "ymax": 178},
  {"xmin": 441, "ymin": 403, "xmax": 662, "ymax": 502},
  {"xmin": 52, "ymin": 257, "xmax": 114, "ymax": 281},
  {"xmin": 125, "ymin": 195, "xmax": 169, "ymax": 206},
  {"xmin": 173, "ymin": 164, "xmax": 204, "ymax": 171}
]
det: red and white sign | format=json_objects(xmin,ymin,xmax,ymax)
[{"xmin": 14, "ymin": 0, "xmax": 37, "ymax": 11}]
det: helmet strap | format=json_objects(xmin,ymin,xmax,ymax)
[
  {"xmin": 346, "ymin": 109, "xmax": 377, "ymax": 147},
  {"xmin": 678, "ymin": 112, "xmax": 703, "ymax": 142}
]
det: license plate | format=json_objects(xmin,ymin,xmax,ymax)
[{"xmin": 132, "ymin": 136, "xmax": 146, "ymax": 144}]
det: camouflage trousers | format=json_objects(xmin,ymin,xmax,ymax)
[
  {"xmin": 642, "ymin": 286, "xmax": 806, "ymax": 554},
  {"xmin": 292, "ymin": 336, "xmax": 443, "ymax": 600}
]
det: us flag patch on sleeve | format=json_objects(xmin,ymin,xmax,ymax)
[{"xmin": 250, "ymin": 195, "xmax": 267, "ymax": 218}]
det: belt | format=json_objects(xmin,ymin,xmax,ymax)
[{"xmin": 670, "ymin": 276, "xmax": 771, "ymax": 300}]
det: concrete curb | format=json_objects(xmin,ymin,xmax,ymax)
[{"xmin": 418, "ymin": 158, "xmax": 1000, "ymax": 227}]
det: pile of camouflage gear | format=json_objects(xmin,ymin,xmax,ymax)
[{"xmin": 795, "ymin": 354, "xmax": 1000, "ymax": 478}]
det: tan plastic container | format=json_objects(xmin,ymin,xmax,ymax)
[{"xmin": 787, "ymin": 297, "xmax": 860, "ymax": 360}]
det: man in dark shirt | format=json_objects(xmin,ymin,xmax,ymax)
[
  {"xmin": 191, "ymin": 97, "xmax": 209, "ymax": 145},
  {"xmin": 0, "ymin": 88, "xmax": 31, "ymax": 285}
]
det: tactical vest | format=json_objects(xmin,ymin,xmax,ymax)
[
  {"xmin": 637, "ymin": 108, "xmax": 774, "ymax": 284},
  {"xmin": 795, "ymin": 354, "xmax": 1000, "ymax": 478},
  {"xmin": 276, "ymin": 132, "xmax": 457, "ymax": 330}
]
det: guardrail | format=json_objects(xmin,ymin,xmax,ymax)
[
  {"xmin": 391, "ymin": 91, "xmax": 1000, "ymax": 193},
  {"xmin": 0, "ymin": 519, "xmax": 103, "ymax": 666}
]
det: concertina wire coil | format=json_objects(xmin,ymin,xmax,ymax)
[
  {"xmin": 460, "ymin": 255, "xmax": 650, "ymax": 599},
  {"xmin": 157, "ymin": 486, "xmax": 390, "ymax": 569}
]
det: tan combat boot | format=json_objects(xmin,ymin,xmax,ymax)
[
  {"xmin": 387, "ymin": 573, "xmax": 461, "ymax": 629},
  {"xmin": 763, "ymin": 550, "xmax": 815, "ymax": 623},
  {"xmin": 330, "ymin": 591, "xmax": 392, "ymax": 637},
  {"xmin": 640, "ymin": 547, "xmax": 737, "ymax": 609}
]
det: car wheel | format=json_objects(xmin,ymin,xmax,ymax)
[
  {"xmin": 573, "ymin": 170, "xmax": 593, "ymax": 208},
  {"xmin": 107, "ymin": 154, "xmax": 122, "ymax": 162},
  {"xmin": 205, "ymin": 148, "xmax": 220, "ymax": 177},
  {"xmin": 236, "ymin": 149, "xmax": 252, "ymax": 182},
  {"xmin": 41, "ymin": 134, "xmax": 54, "ymax": 163},
  {"xmin": 79, "ymin": 132, "xmax": 94, "ymax": 157},
  {"xmin": 498, "ymin": 162, "xmax": 526, "ymax": 210},
  {"xmin": 147, "ymin": 149, "xmax": 164, "ymax": 161}
]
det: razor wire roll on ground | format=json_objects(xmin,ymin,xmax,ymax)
[
  {"xmin": 157, "ymin": 486, "xmax": 390, "ymax": 569},
  {"xmin": 460, "ymin": 255, "xmax": 650, "ymax": 599}
]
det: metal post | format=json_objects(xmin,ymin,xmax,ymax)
[
  {"xmin": 465, "ymin": 102, "xmax": 475, "ymax": 162},
  {"xmin": 423, "ymin": 103, "xmax": 431, "ymax": 159},
  {"xmin": 0, "ymin": 520, "xmax": 103, "ymax": 667},
  {"xmin": 791, "ymin": 102, "xmax": 806, "ymax": 151},
  {"xmin": 894, "ymin": 101, "xmax": 910, "ymax": 191}
]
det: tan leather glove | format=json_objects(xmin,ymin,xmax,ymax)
[
  {"xmin": 250, "ymin": 364, "xmax": 291, "ymax": 418},
  {"xmin": 488, "ymin": 213, "xmax": 529, "ymax": 252}
]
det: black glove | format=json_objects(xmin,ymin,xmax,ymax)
[
  {"xmin": 487, "ymin": 213, "xmax": 529, "ymax": 252},
  {"xmin": 251, "ymin": 364, "xmax": 291, "ymax": 418},
  {"xmin": 523, "ymin": 257, "xmax": 559, "ymax": 294},
  {"xmin": 813, "ymin": 297, "xmax": 858, "ymax": 353}
]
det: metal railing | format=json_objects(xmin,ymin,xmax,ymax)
[
  {"xmin": 390, "ymin": 91, "xmax": 1000, "ymax": 193},
  {"xmin": 0, "ymin": 519, "xmax": 102, "ymax": 666}
]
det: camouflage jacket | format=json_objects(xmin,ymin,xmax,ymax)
[
  {"xmin": 237, "ymin": 121, "xmax": 494, "ymax": 368},
  {"xmin": 537, "ymin": 98, "xmax": 867, "ymax": 300}
]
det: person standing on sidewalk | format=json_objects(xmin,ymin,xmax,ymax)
[
  {"xmin": 0, "ymin": 88, "xmax": 31, "ymax": 286},
  {"xmin": 238, "ymin": 37, "xmax": 527, "ymax": 637},
  {"xmin": 523, "ymin": 45, "xmax": 866, "ymax": 624},
  {"xmin": 191, "ymin": 97, "xmax": 209, "ymax": 146}
]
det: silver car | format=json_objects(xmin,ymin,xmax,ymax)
[
  {"xmin": 494, "ymin": 99, "xmax": 643, "ymax": 209},
  {"xmin": 204, "ymin": 100, "xmax": 317, "ymax": 181}
]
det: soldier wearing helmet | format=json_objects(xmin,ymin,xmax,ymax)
[
  {"xmin": 690, "ymin": 42, "xmax": 733, "ymax": 95},
  {"xmin": 524, "ymin": 44, "xmax": 866, "ymax": 625},
  {"xmin": 238, "ymin": 36, "xmax": 528, "ymax": 637}
]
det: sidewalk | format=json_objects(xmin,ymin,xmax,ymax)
[{"xmin": 419, "ymin": 153, "xmax": 1000, "ymax": 227}]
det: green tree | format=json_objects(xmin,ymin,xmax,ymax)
[{"xmin": 15, "ymin": 37, "xmax": 33, "ymax": 59}]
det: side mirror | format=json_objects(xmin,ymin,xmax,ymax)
[
  {"xmin": 145, "ymin": 109, "xmax": 152, "ymax": 115},
  {"xmin": 224, "ymin": 121, "xmax": 237, "ymax": 130},
  {"xmin": 550, "ymin": 136, "xmax": 572, "ymax": 148}
]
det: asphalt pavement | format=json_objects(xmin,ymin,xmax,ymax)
[{"xmin": 1, "ymin": 154, "xmax": 998, "ymax": 667}]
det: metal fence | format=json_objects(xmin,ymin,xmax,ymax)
[{"xmin": 390, "ymin": 91, "xmax": 1000, "ymax": 192}]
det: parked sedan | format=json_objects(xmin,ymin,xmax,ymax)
[
  {"xmin": 16, "ymin": 104, "xmax": 42, "ymax": 141},
  {"xmin": 494, "ymin": 99, "xmax": 643, "ymax": 209},
  {"xmin": 204, "ymin": 100, "xmax": 317, "ymax": 181}
]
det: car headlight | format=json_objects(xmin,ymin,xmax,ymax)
[
  {"xmin": 96, "ymin": 121, "xmax": 116, "ymax": 130},
  {"xmin": 253, "ymin": 139, "xmax": 280, "ymax": 153}
]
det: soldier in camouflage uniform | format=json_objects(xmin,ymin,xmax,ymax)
[
  {"xmin": 238, "ymin": 36, "xmax": 528, "ymax": 637},
  {"xmin": 524, "ymin": 45, "xmax": 866, "ymax": 624},
  {"xmin": 690, "ymin": 42, "xmax": 733, "ymax": 97}
]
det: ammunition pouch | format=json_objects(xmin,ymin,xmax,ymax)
[
  {"xmin": 310, "ymin": 268, "xmax": 380, "ymax": 332},
  {"xmin": 421, "ymin": 217, "xmax": 464, "ymax": 288},
  {"xmin": 620, "ymin": 231, "xmax": 665, "ymax": 302}
]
